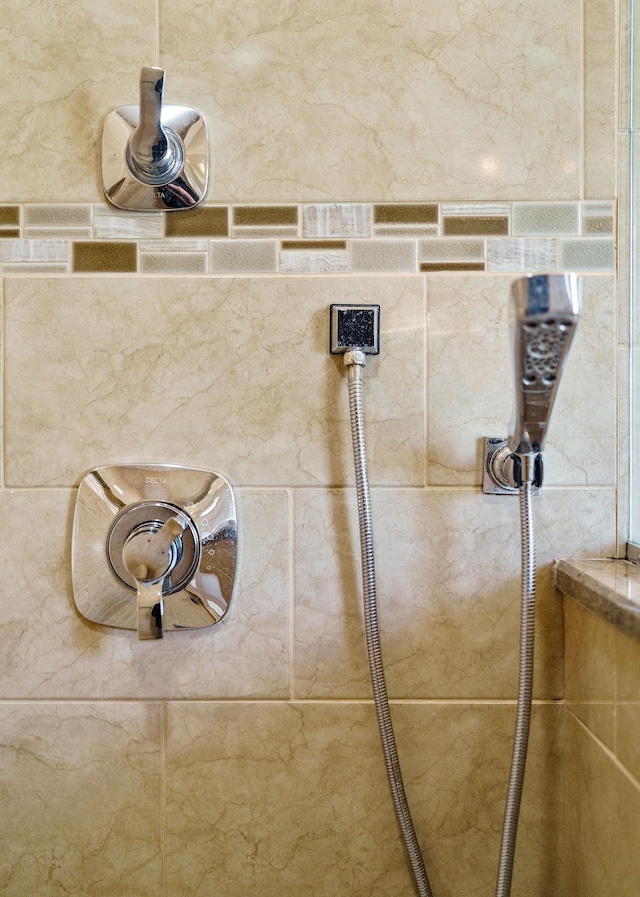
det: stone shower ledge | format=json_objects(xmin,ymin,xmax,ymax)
[{"xmin": 555, "ymin": 558, "xmax": 640, "ymax": 641}]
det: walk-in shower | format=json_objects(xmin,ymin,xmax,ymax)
[{"xmin": 332, "ymin": 273, "xmax": 581, "ymax": 897}]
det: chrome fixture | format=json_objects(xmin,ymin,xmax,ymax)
[
  {"xmin": 102, "ymin": 67, "xmax": 209, "ymax": 211},
  {"xmin": 484, "ymin": 273, "xmax": 581, "ymax": 494},
  {"xmin": 482, "ymin": 273, "xmax": 581, "ymax": 897},
  {"xmin": 72, "ymin": 464, "xmax": 236, "ymax": 640}
]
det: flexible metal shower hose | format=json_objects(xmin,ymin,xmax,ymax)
[
  {"xmin": 346, "ymin": 363, "xmax": 434, "ymax": 897},
  {"xmin": 346, "ymin": 361, "xmax": 534, "ymax": 897},
  {"xmin": 495, "ymin": 480, "xmax": 536, "ymax": 897}
]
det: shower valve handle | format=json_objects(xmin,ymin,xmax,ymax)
[
  {"xmin": 126, "ymin": 67, "xmax": 184, "ymax": 185},
  {"xmin": 122, "ymin": 516, "xmax": 186, "ymax": 640}
]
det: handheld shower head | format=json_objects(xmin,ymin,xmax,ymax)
[{"xmin": 507, "ymin": 274, "xmax": 581, "ymax": 457}]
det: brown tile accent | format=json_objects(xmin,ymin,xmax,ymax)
[
  {"xmin": 0, "ymin": 206, "xmax": 20, "ymax": 226},
  {"xmin": 234, "ymin": 206, "xmax": 299, "ymax": 227},
  {"xmin": 0, "ymin": 229, "xmax": 20, "ymax": 238},
  {"xmin": 443, "ymin": 216, "xmax": 509, "ymax": 236},
  {"xmin": 281, "ymin": 240, "xmax": 346, "ymax": 250},
  {"xmin": 73, "ymin": 242, "xmax": 137, "ymax": 272},
  {"xmin": 583, "ymin": 216, "xmax": 614, "ymax": 235},
  {"xmin": 420, "ymin": 262, "xmax": 486, "ymax": 272},
  {"xmin": 374, "ymin": 204, "xmax": 438, "ymax": 225},
  {"xmin": 165, "ymin": 206, "xmax": 229, "ymax": 237}
]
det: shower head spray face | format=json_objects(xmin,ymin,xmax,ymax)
[{"xmin": 507, "ymin": 274, "xmax": 581, "ymax": 456}]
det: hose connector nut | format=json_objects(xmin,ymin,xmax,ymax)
[{"xmin": 343, "ymin": 349, "xmax": 367, "ymax": 367}]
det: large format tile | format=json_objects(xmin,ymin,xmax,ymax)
[
  {"xmin": 427, "ymin": 275, "xmax": 616, "ymax": 487},
  {"xmin": 614, "ymin": 626, "xmax": 640, "ymax": 784},
  {"xmin": 584, "ymin": 0, "xmax": 617, "ymax": 198},
  {"xmin": 564, "ymin": 598, "xmax": 616, "ymax": 750},
  {"xmin": 165, "ymin": 702, "xmax": 563, "ymax": 897},
  {"xmin": 294, "ymin": 487, "xmax": 615, "ymax": 700},
  {"xmin": 0, "ymin": 1, "xmax": 155, "ymax": 202},
  {"xmin": 4, "ymin": 276, "xmax": 424, "ymax": 488},
  {"xmin": 160, "ymin": 0, "xmax": 581, "ymax": 201},
  {"xmin": 0, "ymin": 702, "xmax": 161, "ymax": 897},
  {"xmin": 564, "ymin": 713, "xmax": 640, "ymax": 897},
  {"xmin": 0, "ymin": 489, "xmax": 289, "ymax": 699}
]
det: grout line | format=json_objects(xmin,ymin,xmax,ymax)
[
  {"xmin": 567, "ymin": 706, "xmax": 640, "ymax": 792},
  {"xmin": 0, "ymin": 697, "xmax": 565, "ymax": 706}
]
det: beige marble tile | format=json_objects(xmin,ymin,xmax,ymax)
[
  {"xmin": 293, "ymin": 487, "xmax": 615, "ymax": 700},
  {"xmin": 564, "ymin": 712, "xmax": 640, "ymax": 897},
  {"xmin": 0, "ymin": 2, "xmax": 156, "ymax": 203},
  {"xmin": 427, "ymin": 275, "xmax": 616, "ymax": 487},
  {"xmin": 584, "ymin": 0, "xmax": 617, "ymax": 198},
  {"xmin": 4, "ymin": 276, "xmax": 424, "ymax": 488},
  {"xmin": 165, "ymin": 701, "xmax": 563, "ymax": 897},
  {"xmin": 0, "ymin": 702, "xmax": 161, "ymax": 897},
  {"xmin": 160, "ymin": 0, "xmax": 580, "ymax": 201},
  {"xmin": 564, "ymin": 598, "xmax": 616, "ymax": 750},
  {"xmin": 0, "ymin": 489, "xmax": 289, "ymax": 699},
  {"xmin": 614, "ymin": 627, "xmax": 640, "ymax": 783}
]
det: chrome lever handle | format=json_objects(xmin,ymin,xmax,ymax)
[
  {"xmin": 126, "ymin": 67, "xmax": 184, "ymax": 186},
  {"xmin": 122, "ymin": 516, "xmax": 186, "ymax": 640}
]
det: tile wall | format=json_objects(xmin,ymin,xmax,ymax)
[
  {"xmin": 562, "ymin": 597, "xmax": 640, "ymax": 896},
  {"xmin": 0, "ymin": 1, "xmax": 627, "ymax": 896}
]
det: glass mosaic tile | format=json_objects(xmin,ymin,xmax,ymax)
[
  {"xmin": 443, "ymin": 216, "xmax": 509, "ymax": 236},
  {"xmin": 139, "ymin": 253, "xmax": 208, "ymax": 274},
  {"xmin": 419, "ymin": 239, "xmax": 485, "ymax": 261},
  {"xmin": 165, "ymin": 206, "xmax": 229, "ymax": 237},
  {"xmin": 374, "ymin": 204, "xmax": 438, "ymax": 224},
  {"xmin": 73, "ymin": 242, "xmax": 137, "ymax": 272},
  {"xmin": 25, "ymin": 205, "xmax": 91, "ymax": 227},
  {"xmin": 211, "ymin": 240, "xmax": 277, "ymax": 273},
  {"xmin": 512, "ymin": 203, "xmax": 579, "ymax": 235},
  {"xmin": 0, "ymin": 206, "xmax": 20, "ymax": 226},
  {"xmin": 350, "ymin": 240, "xmax": 416, "ymax": 272},
  {"xmin": 233, "ymin": 206, "xmax": 298, "ymax": 226},
  {"xmin": 560, "ymin": 239, "xmax": 615, "ymax": 270}
]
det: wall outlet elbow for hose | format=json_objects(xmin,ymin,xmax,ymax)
[{"xmin": 330, "ymin": 304, "xmax": 380, "ymax": 356}]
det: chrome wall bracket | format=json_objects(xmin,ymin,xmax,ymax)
[
  {"xmin": 72, "ymin": 464, "xmax": 236, "ymax": 639},
  {"xmin": 102, "ymin": 67, "xmax": 209, "ymax": 211},
  {"xmin": 482, "ymin": 437, "xmax": 541, "ymax": 495}
]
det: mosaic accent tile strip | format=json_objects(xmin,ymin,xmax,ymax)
[{"xmin": 0, "ymin": 202, "xmax": 616, "ymax": 275}]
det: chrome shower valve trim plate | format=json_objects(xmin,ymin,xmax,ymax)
[
  {"xmin": 102, "ymin": 67, "xmax": 209, "ymax": 211},
  {"xmin": 72, "ymin": 463, "xmax": 237, "ymax": 638}
]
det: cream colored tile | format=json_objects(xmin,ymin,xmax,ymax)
[
  {"xmin": 427, "ymin": 275, "xmax": 616, "ymax": 487},
  {"xmin": 564, "ymin": 713, "xmax": 640, "ymax": 897},
  {"xmin": 614, "ymin": 627, "xmax": 640, "ymax": 782},
  {"xmin": 0, "ymin": 2, "xmax": 156, "ymax": 203},
  {"xmin": 165, "ymin": 702, "xmax": 563, "ymax": 897},
  {"xmin": 0, "ymin": 702, "xmax": 161, "ymax": 897},
  {"xmin": 0, "ymin": 489, "xmax": 289, "ymax": 699},
  {"xmin": 563, "ymin": 597, "xmax": 616, "ymax": 750},
  {"xmin": 4, "ymin": 276, "xmax": 424, "ymax": 488},
  {"xmin": 293, "ymin": 488, "xmax": 614, "ymax": 700},
  {"xmin": 160, "ymin": 0, "xmax": 580, "ymax": 201},
  {"xmin": 584, "ymin": 0, "xmax": 617, "ymax": 198}
]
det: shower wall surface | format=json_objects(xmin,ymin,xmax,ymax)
[{"xmin": 0, "ymin": 1, "xmax": 627, "ymax": 896}]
